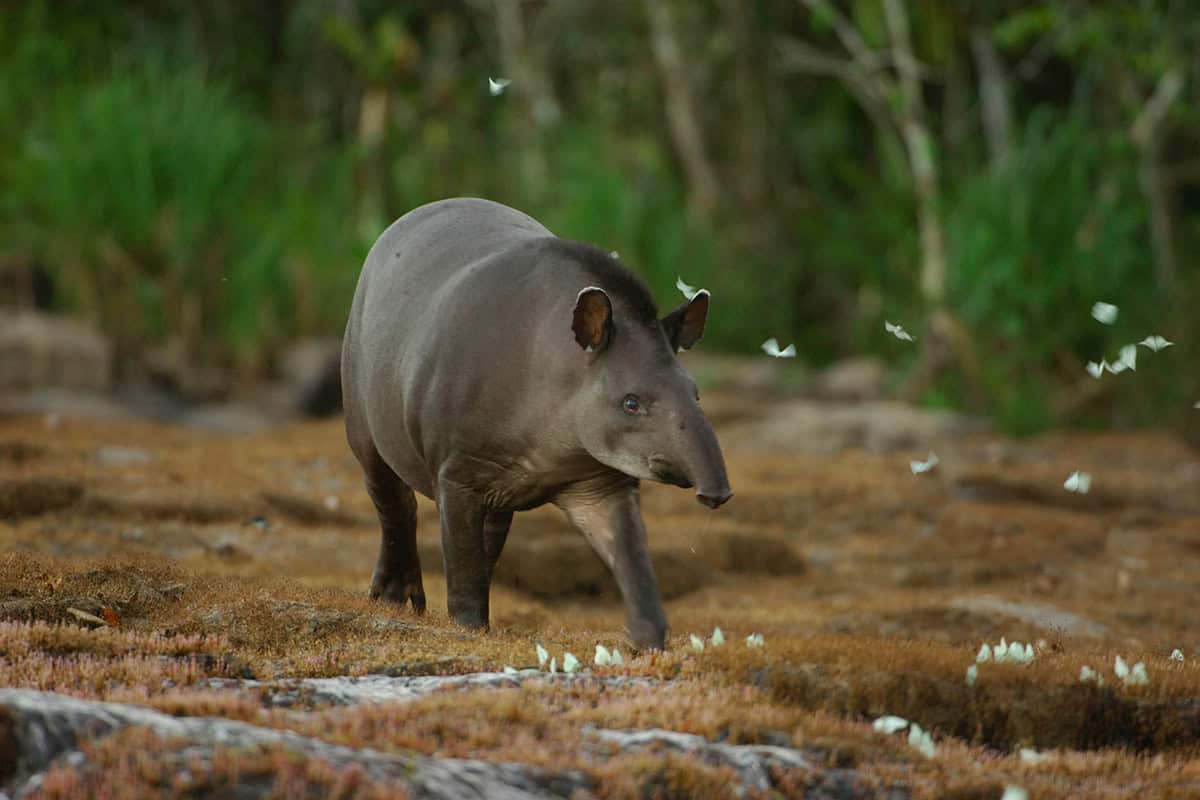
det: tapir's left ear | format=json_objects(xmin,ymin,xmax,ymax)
[
  {"xmin": 572, "ymin": 286, "xmax": 613, "ymax": 352},
  {"xmin": 662, "ymin": 290, "xmax": 709, "ymax": 352}
]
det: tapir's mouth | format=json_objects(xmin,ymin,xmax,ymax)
[{"xmin": 648, "ymin": 457, "xmax": 693, "ymax": 489}]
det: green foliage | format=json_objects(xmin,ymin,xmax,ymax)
[
  {"xmin": 943, "ymin": 109, "xmax": 1156, "ymax": 432},
  {"xmin": 1, "ymin": 0, "xmax": 1197, "ymax": 433}
]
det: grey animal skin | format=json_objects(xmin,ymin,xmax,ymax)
[{"xmin": 341, "ymin": 198, "xmax": 732, "ymax": 649}]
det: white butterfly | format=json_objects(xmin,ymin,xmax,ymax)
[
  {"xmin": 1139, "ymin": 335, "xmax": 1173, "ymax": 352},
  {"xmin": 689, "ymin": 634, "xmax": 705, "ymax": 652},
  {"xmin": 675, "ymin": 276, "xmax": 702, "ymax": 301},
  {"xmin": 1114, "ymin": 655, "xmax": 1129, "ymax": 680},
  {"xmin": 966, "ymin": 664, "xmax": 978, "ymax": 687},
  {"xmin": 1079, "ymin": 665, "xmax": 1102, "ymax": 684},
  {"xmin": 745, "ymin": 633, "xmax": 765, "ymax": 648},
  {"xmin": 610, "ymin": 648, "xmax": 624, "ymax": 666},
  {"xmin": 761, "ymin": 338, "xmax": 797, "ymax": 358},
  {"xmin": 885, "ymin": 321, "xmax": 915, "ymax": 342},
  {"xmin": 488, "ymin": 77, "xmax": 511, "ymax": 96},
  {"xmin": 1002, "ymin": 786, "xmax": 1029, "ymax": 800},
  {"xmin": 562, "ymin": 651, "xmax": 581, "ymax": 674},
  {"xmin": 1115, "ymin": 344, "xmax": 1137, "ymax": 372},
  {"xmin": 1171, "ymin": 648, "xmax": 1185, "ymax": 662},
  {"xmin": 609, "ymin": 251, "xmax": 619, "ymax": 259},
  {"xmin": 536, "ymin": 643, "xmax": 549, "ymax": 669},
  {"xmin": 1063, "ymin": 470, "xmax": 1091, "ymax": 494},
  {"xmin": 1086, "ymin": 360, "xmax": 1107, "ymax": 379},
  {"xmin": 549, "ymin": 656, "xmax": 557, "ymax": 674},
  {"xmin": 1019, "ymin": 748, "xmax": 1051, "ymax": 765},
  {"xmin": 1091, "ymin": 301, "xmax": 1118, "ymax": 325},
  {"xmin": 909, "ymin": 451, "xmax": 939, "ymax": 475},
  {"xmin": 594, "ymin": 645, "xmax": 612, "ymax": 666},
  {"xmin": 907, "ymin": 723, "xmax": 936, "ymax": 758},
  {"xmin": 1129, "ymin": 662, "xmax": 1149, "ymax": 686},
  {"xmin": 976, "ymin": 644, "xmax": 991, "ymax": 663},
  {"xmin": 872, "ymin": 716, "xmax": 909, "ymax": 734},
  {"xmin": 503, "ymin": 665, "xmax": 519, "ymax": 675},
  {"xmin": 710, "ymin": 627, "xmax": 725, "ymax": 647}
]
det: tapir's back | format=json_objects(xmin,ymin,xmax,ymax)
[{"xmin": 341, "ymin": 198, "xmax": 558, "ymax": 494}]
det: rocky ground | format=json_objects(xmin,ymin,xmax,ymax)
[{"xmin": 2, "ymin": 384, "xmax": 1200, "ymax": 798}]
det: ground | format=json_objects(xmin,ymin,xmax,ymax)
[{"xmin": 2, "ymin": 393, "xmax": 1199, "ymax": 798}]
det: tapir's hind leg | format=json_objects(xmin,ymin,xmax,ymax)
[{"xmin": 353, "ymin": 441, "xmax": 426, "ymax": 612}]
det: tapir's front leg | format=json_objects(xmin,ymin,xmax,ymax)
[
  {"xmin": 436, "ymin": 479, "xmax": 490, "ymax": 631},
  {"xmin": 557, "ymin": 481, "xmax": 668, "ymax": 650}
]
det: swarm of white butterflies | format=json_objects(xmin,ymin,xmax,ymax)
[
  {"xmin": 593, "ymin": 644, "xmax": 625, "ymax": 667},
  {"xmin": 675, "ymin": 276, "xmax": 704, "ymax": 301},
  {"xmin": 1063, "ymin": 470, "xmax": 1092, "ymax": 494},
  {"xmin": 1114, "ymin": 655, "xmax": 1149, "ymax": 686},
  {"xmin": 910, "ymin": 451, "xmax": 939, "ymax": 475},
  {"xmin": 534, "ymin": 643, "xmax": 585, "ymax": 674},
  {"xmin": 1079, "ymin": 656, "xmax": 1149, "ymax": 687},
  {"xmin": 976, "ymin": 638, "xmax": 1035, "ymax": 665},
  {"xmin": 488, "ymin": 77, "xmax": 511, "ymax": 96},
  {"xmin": 760, "ymin": 338, "xmax": 796, "ymax": 358},
  {"xmin": 885, "ymin": 321, "xmax": 915, "ymax": 342},
  {"xmin": 871, "ymin": 715, "xmax": 936, "ymax": 758}
]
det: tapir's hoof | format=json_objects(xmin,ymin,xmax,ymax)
[
  {"xmin": 369, "ymin": 575, "xmax": 426, "ymax": 613},
  {"xmin": 627, "ymin": 618, "xmax": 667, "ymax": 651}
]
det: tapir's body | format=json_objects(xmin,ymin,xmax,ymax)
[{"xmin": 342, "ymin": 198, "xmax": 731, "ymax": 648}]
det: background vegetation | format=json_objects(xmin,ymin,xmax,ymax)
[{"xmin": 2, "ymin": 0, "xmax": 1198, "ymax": 433}]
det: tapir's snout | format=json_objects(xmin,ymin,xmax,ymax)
[{"xmin": 696, "ymin": 488, "xmax": 733, "ymax": 509}]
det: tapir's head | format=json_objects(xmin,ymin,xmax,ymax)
[{"xmin": 570, "ymin": 285, "xmax": 732, "ymax": 509}]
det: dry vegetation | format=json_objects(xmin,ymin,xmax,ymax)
[{"xmin": 2, "ymin": 402, "xmax": 1200, "ymax": 798}]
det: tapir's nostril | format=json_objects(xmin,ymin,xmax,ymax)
[{"xmin": 696, "ymin": 490, "xmax": 733, "ymax": 509}]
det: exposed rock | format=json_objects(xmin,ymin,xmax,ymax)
[
  {"xmin": 277, "ymin": 337, "xmax": 343, "ymax": 417},
  {"xmin": 207, "ymin": 671, "xmax": 658, "ymax": 708},
  {"xmin": 94, "ymin": 446, "xmax": 153, "ymax": 467},
  {"xmin": 0, "ymin": 689, "xmax": 592, "ymax": 799},
  {"xmin": 259, "ymin": 491, "xmax": 366, "ymax": 527},
  {"xmin": 812, "ymin": 358, "xmax": 886, "ymax": 402},
  {"xmin": 725, "ymin": 399, "xmax": 987, "ymax": 455},
  {"xmin": 0, "ymin": 311, "xmax": 112, "ymax": 393},
  {"xmin": 178, "ymin": 402, "xmax": 285, "ymax": 435},
  {"xmin": 0, "ymin": 389, "xmax": 138, "ymax": 422},
  {"xmin": 950, "ymin": 596, "xmax": 1107, "ymax": 638},
  {"xmin": 586, "ymin": 727, "xmax": 885, "ymax": 798}
]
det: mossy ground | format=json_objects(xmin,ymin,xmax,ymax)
[{"xmin": 2, "ymin": 405, "xmax": 1200, "ymax": 798}]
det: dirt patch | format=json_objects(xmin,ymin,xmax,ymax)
[{"xmin": 0, "ymin": 477, "xmax": 83, "ymax": 518}]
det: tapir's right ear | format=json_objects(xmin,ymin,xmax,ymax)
[{"xmin": 572, "ymin": 286, "xmax": 613, "ymax": 352}]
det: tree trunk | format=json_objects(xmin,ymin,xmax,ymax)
[
  {"xmin": 969, "ymin": 28, "xmax": 1012, "ymax": 170},
  {"xmin": 882, "ymin": 0, "xmax": 946, "ymax": 307},
  {"xmin": 493, "ymin": 0, "xmax": 558, "ymax": 199},
  {"xmin": 1130, "ymin": 67, "xmax": 1183, "ymax": 292},
  {"xmin": 645, "ymin": 0, "xmax": 720, "ymax": 218}
]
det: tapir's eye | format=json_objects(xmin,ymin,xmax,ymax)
[{"xmin": 621, "ymin": 394, "xmax": 641, "ymax": 415}]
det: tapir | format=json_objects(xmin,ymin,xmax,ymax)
[{"xmin": 341, "ymin": 198, "xmax": 732, "ymax": 649}]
